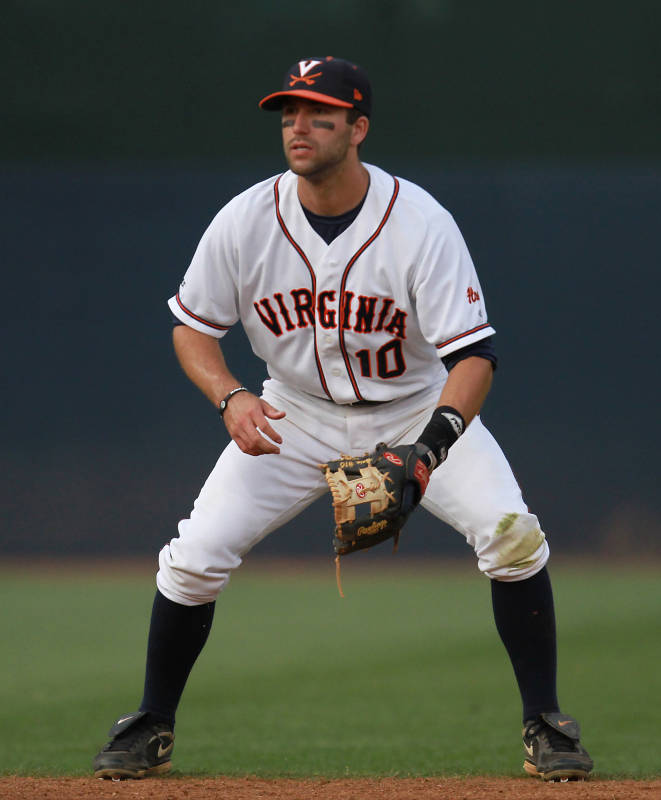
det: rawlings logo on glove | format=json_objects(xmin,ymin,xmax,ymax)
[{"xmin": 321, "ymin": 442, "xmax": 431, "ymax": 594}]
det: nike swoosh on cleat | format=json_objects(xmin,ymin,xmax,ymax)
[
  {"xmin": 523, "ymin": 742, "xmax": 534, "ymax": 757},
  {"xmin": 116, "ymin": 715, "xmax": 134, "ymax": 725},
  {"xmin": 158, "ymin": 741, "xmax": 174, "ymax": 758},
  {"xmin": 558, "ymin": 720, "xmax": 572, "ymax": 726}
]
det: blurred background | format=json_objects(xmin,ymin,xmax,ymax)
[{"xmin": 2, "ymin": 0, "xmax": 660, "ymax": 562}]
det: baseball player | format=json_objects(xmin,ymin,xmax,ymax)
[{"xmin": 93, "ymin": 57, "xmax": 593, "ymax": 782}]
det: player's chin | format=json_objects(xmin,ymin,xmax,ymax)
[{"xmin": 286, "ymin": 157, "xmax": 318, "ymax": 177}]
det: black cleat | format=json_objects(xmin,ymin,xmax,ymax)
[
  {"xmin": 93, "ymin": 711, "xmax": 174, "ymax": 779},
  {"xmin": 522, "ymin": 712, "xmax": 593, "ymax": 781}
]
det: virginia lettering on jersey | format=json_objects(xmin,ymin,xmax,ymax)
[
  {"xmin": 168, "ymin": 165, "xmax": 496, "ymax": 403},
  {"xmin": 253, "ymin": 290, "xmax": 407, "ymax": 339}
]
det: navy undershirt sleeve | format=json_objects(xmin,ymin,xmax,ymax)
[{"xmin": 441, "ymin": 336, "xmax": 498, "ymax": 371}]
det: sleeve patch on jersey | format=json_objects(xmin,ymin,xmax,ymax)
[{"xmin": 466, "ymin": 286, "xmax": 481, "ymax": 303}]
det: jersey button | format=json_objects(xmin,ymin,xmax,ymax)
[{"xmin": 331, "ymin": 368, "xmax": 342, "ymax": 377}]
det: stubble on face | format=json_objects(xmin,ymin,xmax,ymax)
[{"xmin": 283, "ymin": 124, "xmax": 353, "ymax": 180}]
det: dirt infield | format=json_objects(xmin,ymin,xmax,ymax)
[{"xmin": 2, "ymin": 777, "xmax": 661, "ymax": 800}]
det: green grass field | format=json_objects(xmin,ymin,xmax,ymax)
[{"xmin": 1, "ymin": 559, "xmax": 659, "ymax": 779}]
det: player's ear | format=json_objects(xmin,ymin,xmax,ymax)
[{"xmin": 351, "ymin": 115, "xmax": 369, "ymax": 148}]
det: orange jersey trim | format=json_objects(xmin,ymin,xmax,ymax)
[
  {"xmin": 174, "ymin": 293, "xmax": 232, "ymax": 331},
  {"xmin": 436, "ymin": 323, "xmax": 491, "ymax": 349}
]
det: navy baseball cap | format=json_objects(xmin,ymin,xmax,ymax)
[{"xmin": 259, "ymin": 56, "xmax": 372, "ymax": 117}]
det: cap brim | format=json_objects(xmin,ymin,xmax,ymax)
[{"xmin": 259, "ymin": 89, "xmax": 354, "ymax": 110}]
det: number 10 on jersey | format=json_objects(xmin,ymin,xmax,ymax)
[{"xmin": 355, "ymin": 339, "xmax": 405, "ymax": 379}]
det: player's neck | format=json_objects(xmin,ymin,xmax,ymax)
[{"xmin": 296, "ymin": 161, "xmax": 369, "ymax": 217}]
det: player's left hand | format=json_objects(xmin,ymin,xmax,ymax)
[
  {"xmin": 223, "ymin": 393, "xmax": 286, "ymax": 456},
  {"xmin": 321, "ymin": 442, "xmax": 431, "ymax": 557}
]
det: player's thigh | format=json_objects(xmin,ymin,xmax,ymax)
[
  {"xmin": 157, "ymin": 418, "xmax": 328, "ymax": 604},
  {"xmin": 421, "ymin": 417, "xmax": 548, "ymax": 580}
]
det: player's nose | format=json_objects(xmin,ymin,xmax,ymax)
[{"xmin": 291, "ymin": 109, "xmax": 311, "ymax": 133}]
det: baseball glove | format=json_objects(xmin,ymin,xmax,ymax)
[{"xmin": 321, "ymin": 443, "xmax": 431, "ymax": 594}]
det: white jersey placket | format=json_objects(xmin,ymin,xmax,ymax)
[{"xmin": 275, "ymin": 169, "xmax": 401, "ymax": 405}]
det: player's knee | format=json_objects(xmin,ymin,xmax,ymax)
[
  {"xmin": 156, "ymin": 531, "xmax": 242, "ymax": 605},
  {"xmin": 479, "ymin": 512, "xmax": 549, "ymax": 581}
]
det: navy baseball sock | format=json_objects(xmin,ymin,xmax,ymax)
[
  {"xmin": 490, "ymin": 566, "xmax": 560, "ymax": 723},
  {"xmin": 139, "ymin": 589, "xmax": 215, "ymax": 727}
]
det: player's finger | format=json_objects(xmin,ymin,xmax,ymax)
[
  {"xmin": 246, "ymin": 432, "xmax": 280, "ymax": 456},
  {"xmin": 257, "ymin": 419, "xmax": 283, "ymax": 445},
  {"xmin": 261, "ymin": 400, "xmax": 286, "ymax": 419},
  {"xmin": 234, "ymin": 434, "xmax": 278, "ymax": 456},
  {"xmin": 256, "ymin": 434, "xmax": 280, "ymax": 455},
  {"xmin": 234, "ymin": 421, "xmax": 281, "ymax": 455}
]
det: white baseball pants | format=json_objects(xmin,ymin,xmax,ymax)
[{"xmin": 157, "ymin": 379, "xmax": 549, "ymax": 605}]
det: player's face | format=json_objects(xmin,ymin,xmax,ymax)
[{"xmin": 281, "ymin": 99, "xmax": 357, "ymax": 179}]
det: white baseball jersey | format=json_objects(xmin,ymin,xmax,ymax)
[{"xmin": 168, "ymin": 164, "xmax": 494, "ymax": 405}]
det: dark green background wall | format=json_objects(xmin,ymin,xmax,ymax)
[
  {"xmin": 2, "ymin": 2, "xmax": 659, "ymax": 559},
  {"xmin": 5, "ymin": 0, "xmax": 660, "ymax": 161}
]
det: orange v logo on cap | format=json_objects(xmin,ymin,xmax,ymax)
[{"xmin": 353, "ymin": 88, "xmax": 363, "ymax": 101}]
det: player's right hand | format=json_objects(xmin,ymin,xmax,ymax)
[{"xmin": 222, "ymin": 393, "xmax": 286, "ymax": 456}]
